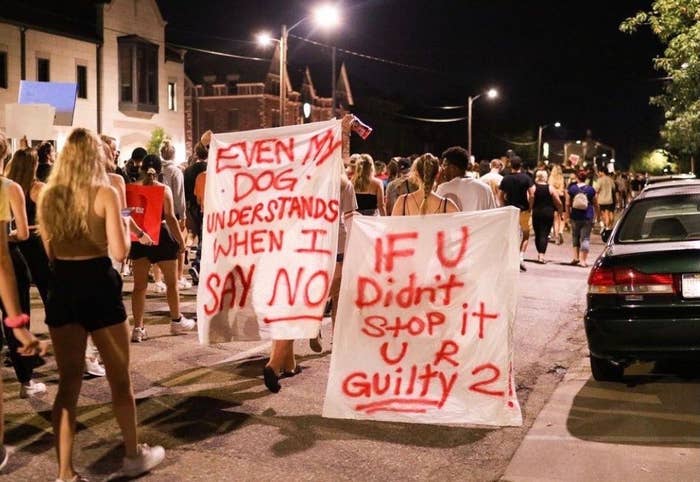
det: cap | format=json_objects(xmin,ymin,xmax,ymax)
[
  {"xmin": 130, "ymin": 147, "xmax": 147, "ymax": 161},
  {"xmin": 398, "ymin": 157, "xmax": 411, "ymax": 172}
]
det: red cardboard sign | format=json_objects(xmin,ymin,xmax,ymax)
[{"xmin": 125, "ymin": 184, "xmax": 164, "ymax": 244}]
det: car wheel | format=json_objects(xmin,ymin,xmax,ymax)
[{"xmin": 590, "ymin": 355, "xmax": 624, "ymax": 382}]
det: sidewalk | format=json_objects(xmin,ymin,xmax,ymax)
[{"xmin": 502, "ymin": 342, "xmax": 700, "ymax": 480}]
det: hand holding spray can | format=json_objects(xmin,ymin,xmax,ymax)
[{"xmin": 350, "ymin": 115, "xmax": 373, "ymax": 140}]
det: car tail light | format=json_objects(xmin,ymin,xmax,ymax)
[{"xmin": 588, "ymin": 266, "xmax": 675, "ymax": 294}]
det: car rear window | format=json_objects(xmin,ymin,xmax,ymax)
[{"xmin": 616, "ymin": 194, "xmax": 700, "ymax": 243}]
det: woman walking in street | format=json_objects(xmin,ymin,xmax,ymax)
[
  {"xmin": 566, "ymin": 170, "xmax": 599, "ymax": 268},
  {"xmin": 392, "ymin": 153, "xmax": 458, "ymax": 216},
  {"xmin": 352, "ymin": 153, "xmax": 386, "ymax": 216},
  {"xmin": 0, "ymin": 149, "xmax": 47, "ymax": 399},
  {"xmin": 0, "ymin": 132, "xmax": 48, "ymax": 472},
  {"xmin": 128, "ymin": 154, "xmax": 195, "ymax": 343},
  {"xmin": 548, "ymin": 164, "xmax": 566, "ymax": 244},
  {"xmin": 38, "ymin": 128, "xmax": 165, "ymax": 481},
  {"xmin": 532, "ymin": 170, "xmax": 563, "ymax": 263}
]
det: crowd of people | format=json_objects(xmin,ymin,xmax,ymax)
[{"xmin": 0, "ymin": 117, "xmax": 639, "ymax": 478}]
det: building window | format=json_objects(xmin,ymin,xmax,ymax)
[
  {"xmin": 76, "ymin": 65, "xmax": 87, "ymax": 99},
  {"xmin": 118, "ymin": 36, "xmax": 158, "ymax": 113},
  {"xmin": 0, "ymin": 52, "xmax": 7, "ymax": 89},
  {"xmin": 37, "ymin": 57, "xmax": 50, "ymax": 81},
  {"xmin": 168, "ymin": 82, "xmax": 176, "ymax": 111}
]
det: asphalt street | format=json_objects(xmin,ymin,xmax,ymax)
[{"xmin": 5, "ymin": 229, "xmax": 693, "ymax": 481}]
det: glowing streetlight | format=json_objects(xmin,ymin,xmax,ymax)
[
  {"xmin": 256, "ymin": 32, "xmax": 274, "ymax": 47},
  {"xmin": 537, "ymin": 121, "xmax": 562, "ymax": 163},
  {"xmin": 468, "ymin": 87, "xmax": 499, "ymax": 158},
  {"xmin": 257, "ymin": 5, "xmax": 341, "ymax": 126}
]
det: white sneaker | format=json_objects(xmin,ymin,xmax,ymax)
[
  {"xmin": 131, "ymin": 327, "xmax": 148, "ymax": 343},
  {"xmin": 0, "ymin": 445, "xmax": 8, "ymax": 472},
  {"xmin": 19, "ymin": 380, "xmax": 47, "ymax": 399},
  {"xmin": 178, "ymin": 278, "xmax": 192, "ymax": 290},
  {"xmin": 85, "ymin": 357, "xmax": 106, "ymax": 377},
  {"xmin": 151, "ymin": 281, "xmax": 166, "ymax": 294},
  {"xmin": 122, "ymin": 443, "xmax": 165, "ymax": 477},
  {"xmin": 170, "ymin": 316, "xmax": 196, "ymax": 335}
]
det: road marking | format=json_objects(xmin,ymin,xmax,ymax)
[{"xmin": 135, "ymin": 340, "xmax": 271, "ymax": 399}]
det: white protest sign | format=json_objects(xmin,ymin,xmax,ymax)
[
  {"xmin": 323, "ymin": 207, "xmax": 523, "ymax": 426},
  {"xmin": 197, "ymin": 120, "xmax": 342, "ymax": 343},
  {"xmin": 4, "ymin": 103, "xmax": 55, "ymax": 140}
]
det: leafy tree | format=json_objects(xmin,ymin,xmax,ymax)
[
  {"xmin": 630, "ymin": 148, "xmax": 678, "ymax": 174},
  {"xmin": 147, "ymin": 127, "xmax": 168, "ymax": 155},
  {"xmin": 621, "ymin": 1, "xmax": 700, "ymax": 169}
]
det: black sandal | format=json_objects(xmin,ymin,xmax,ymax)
[{"xmin": 263, "ymin": 366, "xmax": 281, "ymax": 393}]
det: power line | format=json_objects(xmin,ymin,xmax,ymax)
[
  {"xmin": 167, "ymin": 43, "xmax": 269, "ymax": 62},
  {"xmin": 394, "ymin": 113, "xmax": 468, "ymax": 123},
  {"xmin": 288, "ymin": 34, "xmax": 441, "ymax": 75}
]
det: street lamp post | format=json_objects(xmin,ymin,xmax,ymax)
[
  {"xmin": 537, "ymin": 121, "xmax": 561, "ymax": 164},
  {"xmin": 467, "ymin": 88, "xmax": 498, "ymax": 159},
  {"xmin": 258, "ymin": 5, "xmax": 340, "ymax": 127}
]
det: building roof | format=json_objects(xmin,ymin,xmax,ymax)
[{"xmin": 0, "ymin": 0, "xmax": 105, "ymax": 43}]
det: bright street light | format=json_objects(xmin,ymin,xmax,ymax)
[
  {"xmin": 537, "ymin": 121, "xmax": 562, "ymax": 164},
  {"xmin": 258, "ymin": 5, "xmax": 341, "ymax": 126},
  {"xmin": 468, "ymin": 87, "xmax": 499, "ymax": 158},
  {"xmin": 256, "ymin": 32, "xmax": 274, "ymax": 47},
  {"xmin": 313, "ymin": 4, "xmax": 340, "ymax": 28}
]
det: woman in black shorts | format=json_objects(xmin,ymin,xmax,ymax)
[
  {"xmin": 0, "ymin": 133, "xmax": 47, "ymax": 472},
  {"xmin": 128, "ymin": 154, "xmax": 195, "ymax": 343},
  {"xmin": 38, "ymin": 128, "xmax": 164, "ymax": 481}
]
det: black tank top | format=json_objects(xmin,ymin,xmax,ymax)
[
  {"xmin": 533, "ymin": 183, "xmax": 554, "ymax": 212},
  {"xmin": 25, "ymin": 193, "xmax": 37, "ymax": 227}
]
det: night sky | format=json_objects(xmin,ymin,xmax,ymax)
[{"xmin": 160, "ymin": 0, "xmax": 661, "ymax": 166}]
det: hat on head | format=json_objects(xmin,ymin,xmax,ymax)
[
  {"xmin": 130, "ymin": 147, "xmax": 147, "ymax": 161},
  {"xmin": 398, "ymin": 157, "xmax": 411, "ymax": 172}
]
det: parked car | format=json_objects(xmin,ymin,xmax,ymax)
[{"xmin": 585, "ymin": 181, "xmax": 700, "ymax": 381}]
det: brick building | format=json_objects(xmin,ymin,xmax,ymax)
[{"xmin": 185, "ymin": 44, "xmax": 353, "ymax": 147}]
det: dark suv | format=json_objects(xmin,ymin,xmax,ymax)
[{"xmin": 585, "ymin": 181, "xmax": 700, "ymax": 381}]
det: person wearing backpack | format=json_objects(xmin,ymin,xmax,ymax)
[{"xmin": 566, "ymin": 170, "xmax": 599, "ymax": 267}]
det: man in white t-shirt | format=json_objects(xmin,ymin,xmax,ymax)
[
  {"xmin": 479, "ymin": 159, "xmax": 504, "ymax": 206},
  {"xmin": 436, "ymin": 146, "xmax": 496, "ymax": 212}
]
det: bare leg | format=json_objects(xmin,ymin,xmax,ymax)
[
  {"xmin": 152, "ymin": 264, "xmax": 162, "ymax": 284},
  {"xmin": 90, "ymin": 321, "xmax": 138, "ymax": 457},
  {"xmin": 49, "ymin": 324, "xmax": 88, "ymax": 481},
  {"xmin": 329, "ymin": 261, "xmax": 342, "ymax": 333},
  {"xmin": 267, "ymin": 340, "xmax": 295, "ymax": 374},
  {"xmin": 131, "ymin": 258, "xmax": 151, "ymax": 328},
  {"xmin": 157, "ymin": 259, "xmax": 180, "ymax": 319}
]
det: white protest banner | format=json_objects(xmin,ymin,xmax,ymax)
[
  {"xmin": 197, "ymin": 120, "xmax": 342, "ymax": 343},
  {"xmin": 323, "ymin": 207, "xmax": 523, "ymax": 426}
]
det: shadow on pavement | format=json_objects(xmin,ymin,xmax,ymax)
[
  {"xmin": 567, "ymin": 361, "xmax": 700, "ymax": 447},
  {"xmin": 4, "ymin": 354, "xmax": 494, "ymax": 477}
]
